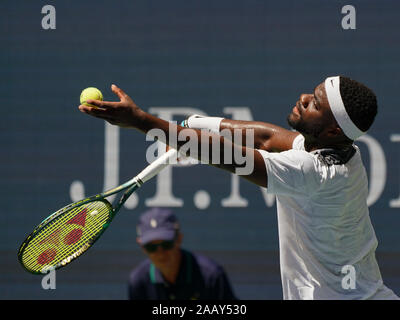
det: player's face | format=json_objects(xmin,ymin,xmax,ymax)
[{"xmin": 287, "ymin": 82, "xmax": 336, "ymax": 138}]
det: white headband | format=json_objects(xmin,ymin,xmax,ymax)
[{"xmin": 324, "ymin": 76, "xmax": 365, "ymax": 140}]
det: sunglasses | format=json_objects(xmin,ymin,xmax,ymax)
[{"xmin": 143, "ymin": 240, "xmax": 175, "ymax": 253}]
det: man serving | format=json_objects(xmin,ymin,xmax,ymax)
[{"xmin": 79, "ymin": 76, "xmax": 399, "ymax": 300}]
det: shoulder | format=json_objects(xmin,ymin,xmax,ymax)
[
  {"xmin": 261, "ymin": 127, "xmax": 301, "ymax": 152},
  {"xmin": 292, "ymin": 133, "xmax": 305, "ymax": 150},
  {"xmin": 189, "ymin": 251, "xmax": 227, "ymax": 277},
  {"xmin": 128, "ymin": 259, "xmax": 151, "ymax": 286},
  {"xmin": 257, "ymin": 137, "xmax": 323, "ymax": 195},
  {"xmin": 128, "ymin": 259, "xmax": 153, "ymax": 300},
  {"xmin": 258, "ymin": 145, "xmax": 317, "ymax": 173},
  {"xmin": 351, "ymin": 144, "xmax": 363, "ymax": 164},
  {"xmin": 258, "ymin": 134, "xmax": 317, "ymax": 170}
]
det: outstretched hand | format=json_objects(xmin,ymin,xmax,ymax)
[{"xmin": 78, "ymin": 84, "xmax": 144, "ymax": 128}]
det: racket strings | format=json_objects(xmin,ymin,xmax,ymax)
[{"xmin": 21, "ymin": 200, "xmax": 112, "ymax": 274}]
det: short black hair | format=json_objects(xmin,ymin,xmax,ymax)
[{"xmin": 339, "ymin": 76, "xmax": 378, "ymax": 132}]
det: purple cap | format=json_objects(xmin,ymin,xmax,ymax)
[{"xmin": 136, "ymin": 208, "xmax": 179, "ymax": 245}]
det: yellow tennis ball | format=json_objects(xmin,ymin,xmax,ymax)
[{"xmin": 80, "ymin": 87, "xmax": 103, "ymax": 107}]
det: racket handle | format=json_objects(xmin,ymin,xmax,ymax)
[{"xmin": 136, "ymin": 148, "xmax": 178, "ymax": 184}]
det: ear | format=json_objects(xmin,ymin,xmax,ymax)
[
  {"xmin": 325, "ymin": 124, "xmax": 342, "ymax": 138},
  {"xmin": 136, "ymin": 238, "xmax": 141, "ymax": 245}
]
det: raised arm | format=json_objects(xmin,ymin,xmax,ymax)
[
  {"xmin": 219, "ymin": 119, "xmax": 299, "ymax": 152},
  {"xmin": 184, "ymin": 115, "xmax": 299, "ymax": 152},
  {"xmin": 78, "ymin": 85, "xmax": 268, "ymax": 188}
]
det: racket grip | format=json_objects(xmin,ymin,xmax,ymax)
[{"xmin": 136, "ymin": 148, "xmax": 178, "ymax": 184}]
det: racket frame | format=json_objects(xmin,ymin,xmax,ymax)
[
  {"xmin": 17, "ymin": 178, "xmax": 141, "ymax": 274},
  {"xmin": 18, "ymin": 148, "xmax": 176, "ymax": 274}
]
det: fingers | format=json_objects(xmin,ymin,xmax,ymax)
[
  {"xmin": 78, "ymin": 104, "xmax": 95, "ymax": 113},
  {"xmin": 111, "ymin": 84, "xmax": 129, "ymax": 101},
  {"xmin": 84, "ymin": 99, "xmax": 120, "ymax": 109},
  {"xmin": 79, "ymin": 104, "xmax": 117, "ymax": 122},
  {"xmin": 79, "ymin": 104, "xmax": 111, "ymax": 117},
  {"xmin": 78, "ymin": 84, "xmax": 138, "ymax": 128},
  {"xmin": 81, "ymin": 84, "xmax": 132, "ymax": 109}
]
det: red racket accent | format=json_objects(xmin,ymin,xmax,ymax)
[
  {"xmin": 66, "ymin": 208, "xmax": 87, "ymax": 227},
  {"xmin": 64, "ymin": 229, "xmax": 84, "ymax": 245},
  {"xmin": 39, "ymin": 228, "xmax": 61, "ymax": 246},
  {"xmin": 37, "ymin": 248, "xmax": 57, "ymax": 265}
]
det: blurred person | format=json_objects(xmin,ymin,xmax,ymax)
[{"xmin": 128, "ymin": 208, "xmax": 237, "ymax": 300}]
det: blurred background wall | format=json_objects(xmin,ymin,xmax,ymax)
[{"xmin": 1, "ymin": 0, "xmax": 399, "ymax": 299}]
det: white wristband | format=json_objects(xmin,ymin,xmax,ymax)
[{"xmin": 186, "ymin": 114, "xmax": 224, "ymax": 134}]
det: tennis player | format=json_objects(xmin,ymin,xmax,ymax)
[{"xmin": 79, "ymin": 76, "xmax": 399, "ymax": 300}]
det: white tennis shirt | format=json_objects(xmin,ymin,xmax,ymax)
[{"xmin": 258, "ymin": 134, "xmax": 399, "ymax": 300}]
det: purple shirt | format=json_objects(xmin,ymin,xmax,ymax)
[{"xmin": 128, "ymin": 249, "xmax": 236, "ymax": 300}]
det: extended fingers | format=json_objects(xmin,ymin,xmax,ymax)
[
  {"xmin": 79, "ymin": 104, "xmax": 119, "ymax": 123},
  {"xmin": 111, "ymin": 84, "xmax": 129, "ymax": 100},
  {"xmin": 112, "ymin": 84, "xmax": 137, "ymax": 106},
  {"xmin": 79, "ymin": 104, "xmax": 113, "ymax": 118},
  {"xmin": 84, "ymin": 99, "xmax": 120, "ymax": 109}
]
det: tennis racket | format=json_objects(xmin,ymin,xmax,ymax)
[{"xmin": 18, "ymin": 148, "xmax": 178, "ymax": 274}]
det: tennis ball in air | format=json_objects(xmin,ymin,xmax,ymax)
[{"xmin": 80, "ymin": 87, "xmax": 103, "ymax": 107}]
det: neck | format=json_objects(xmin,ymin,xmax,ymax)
[
  {"xmin": 160, "ymin": 249, "xmax": 183, "ymax": 284},
  {"xmin": 304, "ymin": 135, "xmax": 353, "ymax": 152}
]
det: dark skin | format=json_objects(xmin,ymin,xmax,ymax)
[
  {"xmin": 219, "ymin": 82, "xmax": 352, "ymax": 153},
  {"xmin": 78, "ymin": 81, "xmax": 351, "ymax": 188},
  {"xmin": 79, "ymin": 84, "xmax": 268, "ymax": 187},
  {"xmin": 287, "ymin": 82, "xmax": 353, "ymax": 152}
]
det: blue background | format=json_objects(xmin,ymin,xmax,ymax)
[{"xmin": 1, "ymin": 0, "xmax": 400, "ymax": 299}]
